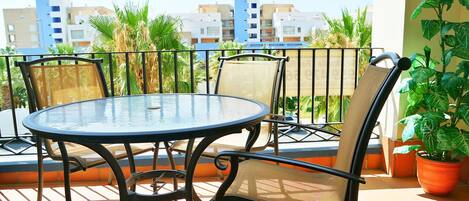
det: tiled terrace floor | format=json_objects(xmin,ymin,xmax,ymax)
[{"xmin": 1, "ymin": 170, "xmax": 468, "ymax": 201}]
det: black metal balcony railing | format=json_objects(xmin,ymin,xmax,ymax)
[{"xmin": 0, "ymin": 47, "xmax": 383, "ymax": 155}]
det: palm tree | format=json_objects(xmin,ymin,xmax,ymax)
[
  {"xmin": 0, "ymin": 47, "xmax": 27, "ymax": 109},
  {"xmin": 309, "ymin": 7, "xmax": 372, "ymax": 122},
  {"xmin": 90, "ymin": 2, "xmax": 198, "ymax": 95}
]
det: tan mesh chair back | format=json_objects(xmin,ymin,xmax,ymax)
[
  {"xmin": 216, "ymin": 60, "xmax": 279, "ymax": 108},
  {"xmin": 29, "ymin": 63, "xmax": 106, "ymax": 109},
  {"xmin": 334, "ymin": 65, "xmax": 391, "ymax": 172},
  {"xmin": 215, "ymin": 54, "xmax": 286, "ymax": 150},
  {"xmin": 17, "ymin": 56, "xmax": 109, "ymax": 165}
]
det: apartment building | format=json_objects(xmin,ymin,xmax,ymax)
[
  {"xmin": 199, "ymin": 4, "xmax": 234, "ymax": 41},
  {"xmin": 234, "ymin": 0, "xmax": 260, "ymax": 42},
  {"xmin": 3, "ymin": 8, "xmax": 39, "ymax": 49},
  {"xmin": 259, "ymin": 4, "xmax": 294, "ymax": 42},
  {"xmin": 67, "ymin": 7, "xmax": 114, "ymax": 49},
  {"xmin": 273, "ymin": 12, "xmax": 327, "ymax": 42},
  {"xmin": 175, "ymin": 13, "xmax": 223, "ymax": 45},
  {"xmin": 3, "ymin": 0, "xmax": 113, "ymax": 53}
]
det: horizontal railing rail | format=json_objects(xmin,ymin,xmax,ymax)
[{"xmin": 0, "ymin": 47, "xmax": 384, "ymax": 155}]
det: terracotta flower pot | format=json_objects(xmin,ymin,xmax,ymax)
[{"xmin": 416, "ymin": 153, "xmax": 462, "ymax": 196}]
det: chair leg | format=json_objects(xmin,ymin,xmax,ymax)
[
  {"xmin": 164, "ymin": 141, "xmax": 178, "ymax": 191},
  {"xmin": 273, "ymin": 122, "xmax": 280, "ymax": 156},
  {"xmin": 36, "ymin": 137, "xmax": 43, "ymax": 201},
  {"xmin": 58, "ymin": 141, "xmax": 71, "ymax": 201}
]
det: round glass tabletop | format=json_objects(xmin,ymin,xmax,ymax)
[{"xmin": 23, "ymin": 94, "xmax": 269, "ymax": 143}]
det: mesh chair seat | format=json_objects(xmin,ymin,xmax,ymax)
[
  {"xmin": 225, "ymin": 160, "xmax": 345, "ymax": 201},
  {"xmin": 48, "ymin": 142, "xmax": 154, "ymax": 168},
  {"xmin": 172, "ymin": 125, "xmax": 271, "ymax": 157}
]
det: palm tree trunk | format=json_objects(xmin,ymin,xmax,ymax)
[{"xmin": 1, "ymin": 84, "xmax": 11, "ymax": 110}]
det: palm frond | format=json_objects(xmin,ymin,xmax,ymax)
[{"xmin": 89, "ymin": 16, "xmax": 115, "ymax": 41}]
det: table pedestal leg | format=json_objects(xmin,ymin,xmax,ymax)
[
  {"xmin": 79, "ymin": 143, "xmax": 129, "ymax": 201},
  {"xmin": 184, "ymin": 134, "xmax": 228, "ymax": 201}
]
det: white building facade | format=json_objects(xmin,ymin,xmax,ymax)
[
  {"xmin": 174, "ymin": 13, "xmax": 222, "ymax": 44},
  {"xmin": 272, "ymin": 12, "xmax": 327, "ymax": 42}
]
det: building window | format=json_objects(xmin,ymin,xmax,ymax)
[
  {"xmin": 51, "ymin": 6, "xmax": 60, "ymax": 12},
  {"xmin": 283, "ymin": 26, "xmax": 295, "ymax": 35},
  {"xmin": 54, "ymin": 38, "xmax": 63, "ymax": 43},
  {"xmin": 200, "ymin": 28, "xmax": 205, "ymax": 34},
  {"xmin": 53, "ymin": 28, "xmax": 62, "ymax": 33},
  {"xmin": 207, "ymin": 27, "xmax": 219, "ymax": 35},
  {"xmin": 297, "ymin": 27, "xmax": 301, "ymax": 33},
  {"xmin": 31, "ymin": 34, "xmax": 38, "ymax": 42},
  {"xmin": 7, "ymin": 25, "xmax": 14, "ymax": 32},
  {"xmin": 250, "ymin": 23, "xmax": 257, "ymax": 29},
  {"xmin": 71, "ymin": 30, "xmax": 85, "ymax": 39},
  {"xmin": 8, "ymin": 34, "xmax": 15, "ymax": 42},
  {"xmin": 29, "ymin": 25, "xmax": 37, "ymax": 32},
  {"xmin": 249, "ymin": 33, "xmax": 257, "ymax": 39},
  {"xmin": 251, "ymin": 3, "xmax": 257, "ymax": 8},
  {"xmin": 52, "ymin": 17, "xmax": 61, "ymax": 23},
  {"xmin": 251, "ymin": 13, "xmax": 257, "ymax": 19}
]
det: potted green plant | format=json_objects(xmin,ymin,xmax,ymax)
[{"xmin": 393, "ymin": 0, "xmax": 469, "ymax": 196}]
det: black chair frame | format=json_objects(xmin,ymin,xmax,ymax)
[{"xmin": 213, "ymin": 52, "xmax": 411, "ymax": 201}]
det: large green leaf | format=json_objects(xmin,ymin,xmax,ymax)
[
  {"xmin": 452, "ymin": 48, "xmax": 469, "ymax": 59},
  {"xmin": 421, "ymin": 20, "xmax": 440, "ymax": 40},
  {"xmin": 457, "ymin": 60, "xmax": 469, "ymax": 77},
  {"xmin": 458, "ymin": 105, "xmax": 469, "ymax": 125},
  {"xmin": 460, "ymin": 0, "xmax": 469, "ymax": 9},
  {"xmin": 393, "ymin": 145, "xmax": 421, "ymax": 154},
  {"xmin": 424, "ymin": 89, "xmax": 449, "ymax": 112},
  {"xmin": 412, "ymin": 0, "xmax": 441, "ymax": 19},
  {"xmin": 437, "ymin": 126, "xmax": 460, "ymax": 151},
  {"xmin": 399, "ymin": 78, "xmax": 417, "ymax": 93},
  {"xmin": 441, "ymin": 72, "xmax": 465, "ymax": 99},
  {"xmin": 455, "ymin": 131, "xmax": 469, "ymax": 156},
  {"xmin": 444, "ymin": 35, "xmax": 457, "ymax": 47},
  {"xmin": 401, "ymin": 114, "xmax": 422, "ymax": 141},
  {"xmin": 455, "ymin": 22, "xmax": 469, "ymax": 49},
  {"xmin": 410, "ymin": 67, "xmax": 435, "ymax": 83},
  {"xmin": 443, "ymin": 22, "xmax": 458, "ymax": 35}
]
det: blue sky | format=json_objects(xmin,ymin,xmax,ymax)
[{"xmin": 0, "ymin": 0, "xmax": 374, "ymax": 47}]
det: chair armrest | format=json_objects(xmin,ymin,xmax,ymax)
[
  {"xmin": 262, "ymin": 117, "xmax": 340, "ymax": 137},
  {"xmin": 216, "ymin": 151, "xmax": 365, "ymax": 184}
]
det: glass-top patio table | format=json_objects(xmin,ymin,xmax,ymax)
[{"xmin": 23, "ymin": 93, "xmax": 269, "ymax": 201}]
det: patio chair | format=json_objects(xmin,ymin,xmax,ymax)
[
  {"xmin": 169, "ymin": 53, "xmax": 288, "ymax": 171},
  {"xmin": 213, "ymin": 52, "xmax": 411, "ymax": 201},
  {"xmin": 16, "ymin": 56, "xmax": 174, "ymax": 200}
]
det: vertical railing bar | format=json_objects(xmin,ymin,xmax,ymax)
[
  {"xmin": 325, "ymin": 49, "xmax": 330, "ymax": 123},
  {"xmin": 282, "ymin": 49, "xmax": 286, "ymax": 116},
  {"xmin": 158, "ymin": 51, "xmax": 163, "ymax": 93},
  {"xmin": 205, "ymin": 50, "xmax": 210, "ymax": 94},
  {"xmin": 221, "ymin": 50, "xmax": 225, "ymax": 57},
  {"xmin": 296, "ymin": 49, "xmax": 301, "ymax": 124},
  {"xmin": 125, "ymin": 52, "xmax": 131, "ymax": 95},
  {"xmin": 339, "ymin": 49, "xmax": 345, "ymax": 122},
  {"xmin": 74, "ymin": 54, "xmax": 78, "ymax": 65},
  {"xmin": 142, "ymin": 52, "xmax": 147, "ymax": 94},
  {"xmin": 311, "ymin": 49, "xmax": 316, "ymax": 124},
  {"xmin": 354, "ymin": 49, "xmax": 359, "ymax": 88},
  {"xmin": 108, "ymin": 53, "xmax": 115, "ymax": 96},
  {"xmin": 40, "ymin": 55, "xmax": 44, "ymax": 66},
  {"xmin": 91, "ymin": 53, "xmax": 95, "ymax": 59},
  {"xmin": 173, "ymin": 51, "xmax": 179, "ymax": 93},
  {"xmin": 251, "ymin": 49, "xmax": 255, "ymax": 61},
  {"xmin": 189, "ymin": 50, "xmax": 195, "ymax": 93},
  {"xmin": 236, "ymin": 49, "xmax": 241, "ymax": 61},
  {"xmin": 5, "ymin": 56, "xmax": 19, "ymax": 137}
]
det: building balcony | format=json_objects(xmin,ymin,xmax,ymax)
[{"xmin": 1, "ymin": 46, "xmax": 469, "ymax": 201}]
